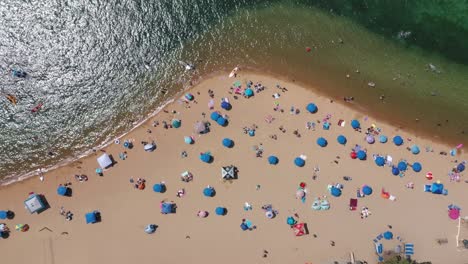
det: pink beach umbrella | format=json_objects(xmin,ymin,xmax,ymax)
[
  {"xmin": 448, "ymin": 209, "xmax": 460, "ymax": 220},
  {"xmin": 197, "ymin": 211, "xmax": 208, "ymax": 218},
  {"xmin": 296, "ymin": 189, "xmax": 305, "ymax": 199},
  {"xmin": 208, "ymin": 99, "xmax": 214, "ymax": 109},
  {"xmin": 366, "ymin": 135, "xmax": 375, "ymax": 144}
]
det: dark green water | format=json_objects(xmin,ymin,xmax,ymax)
[{"xmin": 1, "ymin": 0, "xmax": 467, "ymax": 181}]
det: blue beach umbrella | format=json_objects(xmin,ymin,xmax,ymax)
[
  {"xmin": 391, "ymin": 166, "xmax": 400, "ymax": 176},
  {"xmin": 216, "ymin": 117, "xmax": 228, "ymax": 126},
  {"xmin": 172, "ymin": 119, "xmax": 181, "ymax": 128},
  {"xmin": 200, "ymin": 153, "xmax": 212, "ymax": 163},
  {"xmin": 330, "ymin": 187, "xmax": 342, "ymax": 197},
  {"xmin": 357, "ymin": 150, "xmax": 367, "ymax": 160},
  {"xmin": 383, "ymin": 231, "xmax": 394, "ymax": 240},
  {"xmin": 294, "ymin": 157, "xmax": 305, "ymax": 167},
  {"xmin": 221, "ymin": 101, "xmax": 231, "ymax": 110},
  {"xmin": 317, "ymin": 137, "xmax": 327, "ymax": 147},
  {"xmin": 222, "ymin": 138, "xmax": 234, "ymax": 148},
  {"xmin": 286, "ymin": 216, "xmax": 297, "ymax": 226},
  {"xmin": 244, "ymin": 88, "xmax": 254, "ymax": 97},
  {"xmin": 412, "ymin": 162, "xmax": 422, "ymax": 172},
  {"xmin": 379, "ymin": 135, "xmax": 388, "ymax": 143},
  {"xmin": 57, "ymin": 186, "xmax": 68, "ymax": 196},
  {"xmin": 411, "ymin": 145, "xmax": 420, "ymax": 155},
  {"xmin": 153, "ymin": 184, "xmax": 166, "ymax": 193},
  {"xmin": 203, "ymin": 187, "xmax": 215, "ymax": 197},
  {"xmin": 375, "ymin": 156, "xmax": 385, "ymax": 167},
  {"xmin": 457, "ymin": 163, "xmax": 465, "ymax": 172},
  {"xmin": 351, "ymin": 119, "xmax": 360, "ymax": 129},
  {"xmin": 210, "ymin": 111, "xmax": 220, "ymax": 121},
  {"xmin": 362, "ymin": 186, "xmax": 373, "ymax": 195},
  {"xmin": 398, "ymin": 161, "xmax": 408, "ymax": 171},
  {"xmin": 306, "ymin": 103, "xmax": 318, "ymax": 113},
  {"xmin": 184, "ymin": 136, "xmax": 193, "ymax": 144},
  {"xmin": 337, "ymin": 135, "xmax": 347, "ymax": 145},
  {"xmin": 240, "ymin": 223, "xmax": 249, "ymax": 231},
  {"xmin": 268, "ymin": 156, "xmax": 279, "ymax": 165},
  {"xmin": 215, "ymin": 207, "xmax": 227, "ymax": 216},
  {"xmin": 0, "ymin": 210, "xmax": 7, "ymax": 220},
  {"xmin": 393, "ymin": 136, "xmax": 404, "ymax": 146}
]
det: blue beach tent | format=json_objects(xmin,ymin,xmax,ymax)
[
  {"xmin": 221, "ymin": 101, "xmax": 231, "ymax": 110},
  {"xmin": 268, "ymin": 156, "xmax": 279, "ymax": 165},
  {"xmin": 337, "ymin": 135, "xmax": 347, "ymax": 145},
  {"xmin": 210, "ymin": 111, "xmax": 220, "ymax": 121},
  {"xmin": 85, "ymin": 211, "xmax": 101, "ymax": 224},
  {"xmin": 57, "ymin": 186, "xmax": 70, "ymax": 196},
  {"xmin": 203, "ymin": 187, "xmax": 215, "ymax": 197},
  {"xmin": 153, "ymin": 183, "xmax": 166, "ymax": 193},
  {"xmin": 0, "ymin": 210, "xmax": 7, "ymax": 220},
  {"xmin": 200, "ymin": 153, "xmax": 212, "ymax": 163},
  {"xmin": 306, "ymin": 103, "xmax": 318, "ymax": 113},
  {"xmin": 351, "ymin": 119, "xmax": 360, "ymax": 129},
  {"xmin": 294, "ymin": 157, "xmax": 305, "ymax": 167},
  {"xmin": 375, "ymin": 156, "xmax": 385, "ymax": 167},
  {"xmin": 215, "ymin": 207, "xmax": 227, "ymax": 216},
  {"xmin": 161, "ymin": 203, "xmax": 175, "ymax": 214},
  {"xmin": 244, "ymin": 88, "xmax": 254, "ymax": 97},
  {"xmin": 216, "ymin": 117, "xmax": 228, "ymax": 126},
  {"xmin": 222, "ymin": 138, "xmax": 234, "ymax": 148},
  {"xmin": 317, "ymin": 137, "xmax": 327, "ymax": 147},
  {"xmin": 393, "ymin": 136, "xmax": 404, "ymax": 146}
]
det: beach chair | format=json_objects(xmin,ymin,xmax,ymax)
[
  {"xmin": 404, "ymin": 243, "xmax": 414, "ymax": 257},
  {"xmin": 349, "ymin": 198, "xmax": 358, "ymax": 210}
]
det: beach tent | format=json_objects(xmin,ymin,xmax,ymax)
[
  {"xmin": 184, "ymin": 136, "xmax": 193, "ymax": 144},
  {"xmin": 337, "ymin": 135, "xmax": 347, "ymax": 145},
  {"xmin": 412, "ymin": 162, "xmax": 422, "ymax": 172},
  {"xmin": 144, "ymin": 143, "xmax": 156, "ymax": 152},
  {"xmin": 411, "ymin": 145, "xmax": 420, "ymax": 155},
  {"xmin": 0, "ymin": 210, "xmax": 8, "ymax": 220},
  {"xmin": 244, "ymin": 88, "xmax": 254, "ymax": 98},
  {"xmin": 366, "ymin": 135, "xmax": 375, "ymax": 144},
  {"xmin": 294, "ymin": 157, "xmax": 305, "ymax": 167},
  {"xmin": 379, "ymin": 135, "xmax": 388, "ymax": 143},
  {"xmin": 240, "ymin": 223, "xmax": 249, "ymax": 231},
  {"xmin": 430, "ymin": 183, "xmax": 444, "ymax": 194},
  {"xmin": 194, "ymin": 121, "xmax": 207, "ymax": 134},
  {"xmin": 172, "ymin": 119, "xmax": 181, "ymax": 128},
  {"xmin": 286, "ymin": 216, "xmax": 297, "ymax": 226},
  {"xmin": 97, "ymin": 153, "xmax": 113, "ymax": 169},
  {"xmin": 316, "ymin": 137, "xmax": 327, "ymax": 147},
  {"xmin": 184, "ymin": 93, "xmax": 194, "ymax": 101},
  {"xmin": 200, "ymin": 153, "xmax": 212, "ymax": 163},
  {"xmin": 392, "ymin": 167, "xmax": 400, "ymax": 176},
  {"xmin": 24, "ymin": 194, "xmax": 47, "ymax": 214},
  {"xmin": 398, "ymin": 161, "xmax": 407, "ymax": 171},
  {"xmin": 85, "ymin": 211, "xmax": 101, "ymax": 224},
  {"xmin": 161, "ymin": 203, "xmax": 175, "ymax": 214},
  {"xmin": 145, "ymin": 224, "xmax": 158, "ymax": 234},
  {"xmin": 448, "ymin": 208, "xmax": 460, "ymax": 220},
  {"xmin": 215, "ymin": 207, "xmax": 227, "ymax": 216},
  {"xmin": 216, "ymin": 117, "xmax": 228, "ymax": 127},
  {"xmin": 322, "ymin": 122, "xmax": 330, "ymax": 130},
  {"xmin": 293, "ymin": 223, "xmax": 306, "ymax": 236},
  {"xmin": 221, "ymin": 165, "xmax": 236, "ymax": 179},
  {"xmin": 457, "ymin": 163, "xmax": 465, "ymax": 172},
  {"xmin": 221, "ymin": 101, "xmax": 232, "ymax": 110},
  {"xmin": 357, "ymin": 150, "xmax": 367, "ymax": 160},
  {"xmin": 57, "ymin": 186, "xmax": 70, "ymax": 196},
  {"xmin": 375, "ymin": 156, "xmax": 385, "ymax": 167},
  {"xmin": 393, "ymin": 136, "xmax": 404, "ymax": 146},
  {"xmin": 351, "ymin": 119, "xmax": 360, "ymax": 129},
  {"xmin": 362, "ymin": 186, "xmax": 373, "ymax": 196},
  {"xmin": 330, "ymin": 187, "xmax": 342, "ymax": 197},
  {"xmin": 203, "ymin": 187, "xmax": 215, "ymax": 197},
  {"xmin": 153, "ymin": 183, "xmax": 166, "ymax": 193},
  {"xmin": 384, "ymin": 231, "xmax": 393, "ymax": 240},
  {"xmin": 306, "ymin": 103, "xmax": 318, "ymax": 113},
  {"xmin": 268, "ymin": 156, "xmax": 279, "ymax": 165},
  {"xmin": 210, "ymin": 111, "xmax": 221, "ymax": 121},
  {"xmin": 222, "ymin": 138, "xmax": 234, "ymax": 148}
]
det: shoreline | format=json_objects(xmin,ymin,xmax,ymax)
[{"xmin": 2, "ymin": 69, "xmax": 463, "ymax": 186}]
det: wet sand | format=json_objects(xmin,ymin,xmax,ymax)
[{"xmin": 0, "ymin": 72, "xmax": 466, "ymax": 264}]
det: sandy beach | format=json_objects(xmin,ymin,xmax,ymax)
[{"xmin": 0, "ymin": 72, "xmax": 467, "ymax": 264}]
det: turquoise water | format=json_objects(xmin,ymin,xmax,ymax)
[{"xmin": 0, "ymin": 0, "xmax": 467, "ymax": 181}]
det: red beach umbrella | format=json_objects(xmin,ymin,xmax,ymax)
[
  {"xmin": 299, "ymin": 182, "xmax": 306, "ymax": 188},
  {"xmin": 350, "ymin": 152, "xmax": 357, "ymax": 159},
  {"xmin": 305, "ymin": 47, "xmax": 311, "ymax": 52},
  {"xmin": 425, "ymin": 172, "xmax": 433, "ymax": 180}
]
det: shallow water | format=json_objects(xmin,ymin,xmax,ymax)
[{"xmin": 0, "ymin": 0, "xmax": 467, "ymax": 181}]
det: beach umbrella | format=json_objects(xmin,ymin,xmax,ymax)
[
  {"xmin": 268, "ymin": 156, "xmax": 279, "ymax": 165},
  {"xmin": 221, "ymin": 101, "xmax": 231, "ymax": 110},
  {"xmin": 200, "ymin": 153, "xmax": 212, "ymax": 163},
  {"xmin": 210, "ymin": 111, "xmax": 220, "ymax": 121},
  {"xmin": 294, "ymin": 157, "xmax": 305, "ymax": 167},
  {"xmin": 391, "ymin": 166, "xmax": 400, "ymax": 176},
  {"xmin": 411, "ymin": 145, "xmax": 420, "ymax": 154},
  {"xmin": 216, "ymin": 117, "xmax": 228, "ymax": 126},
  {"xmin": 398, "ymin": 161, "xmax": 407, "ymax": 171},
  {"xmin": 426, "ymin": 172, "xmax": 433, "ymax": 180},
  {"xmin": 198, "ymin": 211, "xmax": 208, "ymax": 218},
  {"xmin": 248, "ymin": 130, "xmax": 255, "ymax": 136},
  {"xmin": 379, "ymin": 135, "xmax": 388, "ymax": 143},
  {"xmin": 240, "ymin": 223, "xmax": 249, "ymax": 230},
  {"xmin": 357, "ymin": 150, "xmax": 367, "ymax": 160},
  {"xmin": 351, "ymin": 119, "xmax": 360, "ymax": 129},
  {"xmin": 316, "ymin": 137, "xmax": 327, "ymax": 147},
  {"xmin": 393, "ymin": 136, "xmax": 404, "ymax": 146},
  {"xmin": 286, "ymin": 216, "xmax": 296, "ymax": 226},
  {"xmin": 330, "ymin": 187, "xmax": 342, "ymax": 197},
  {"xmin": 203, "ymin": 187, "xmax": 215, "ymax": 197},
  {"xmin": 244, "ymin": 88, "xmax": 254, "ymax": 97},
  {"xmin": 350, "ymin": 152, "xmax": 357, "ymax": 159},
  {"xmin": 184, "ymin": 93, "xmax": 194, "ymax": 101},
  {"xmin": 215, "ymin": 207, "xmax": 227, "ymax": 216},
  {"xmin": 233, "ymin": 80, "xmax": 241, "ymax": 88},
  {"xmin": 193, "ymin": 121, "xmax": 206, "ymax": 134},
  {"xmin": 457, "ymin": 163, "xmax": 465, "ymax": 172},
  {"xmin": 383, "ymin": 231, "xmax": 394, "ymax": 240},
  {"xmin": 172, "ymin": 119, "xmax": 181, "ymax": 128},
  {"xmin": 57, "ymin": 186, "xmax": 68, "ymax": 196},
  {"xmin": 375, "ymin": 156, "xmax": 385, "ymax": 167},
  {"xmin": 306, "ymin": 103, "xmax": 318, "ymax": 113},
  {"xmin": 222, "ymin": 138, "xmax": 234, "ymax": 148},
  {"xmin": 144, "ymin": 143, "xmax": 156, "ymax": 152},
  {"xmin": 448, "ymin": 208, "xmax": 460, "ymax": 220},
  {"xmin": 153, "ymin": 184, "xmax": 166, "ymax": 193},
  {"xmin": 362, "ymin": 186, "xmax": 373, "ymax": 195},
  {"xmin": 184, "ymin": 136, "xmax": 193, "ymax": 144},
  {"xmin": 296, "ymin": 189, "xmax": 305, "ymax": 199},
  {"xmin": 0, "ymin": 210, "xmax": 7, "ymax": 220},
  {"xmin": 337, "ymin": 135, "xmax": 347, "ymax": 145},
  {"xmin": 265, "ymin": 211, "xmax": 275, "ymax": 219},
  {"xmin": 145, "ymin": 224, "xmax": 158, "ymax": 234},
  {"xmin": 366, "ymin": 135, "xmax": 375, "ymax": 144},
  {"xmin": 95, "ymin": 168, "xmax": 103, "ymax": 175},
  {"xmin": 412, "ymin": 162, "xmax": 422, "ymax": 172}
]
